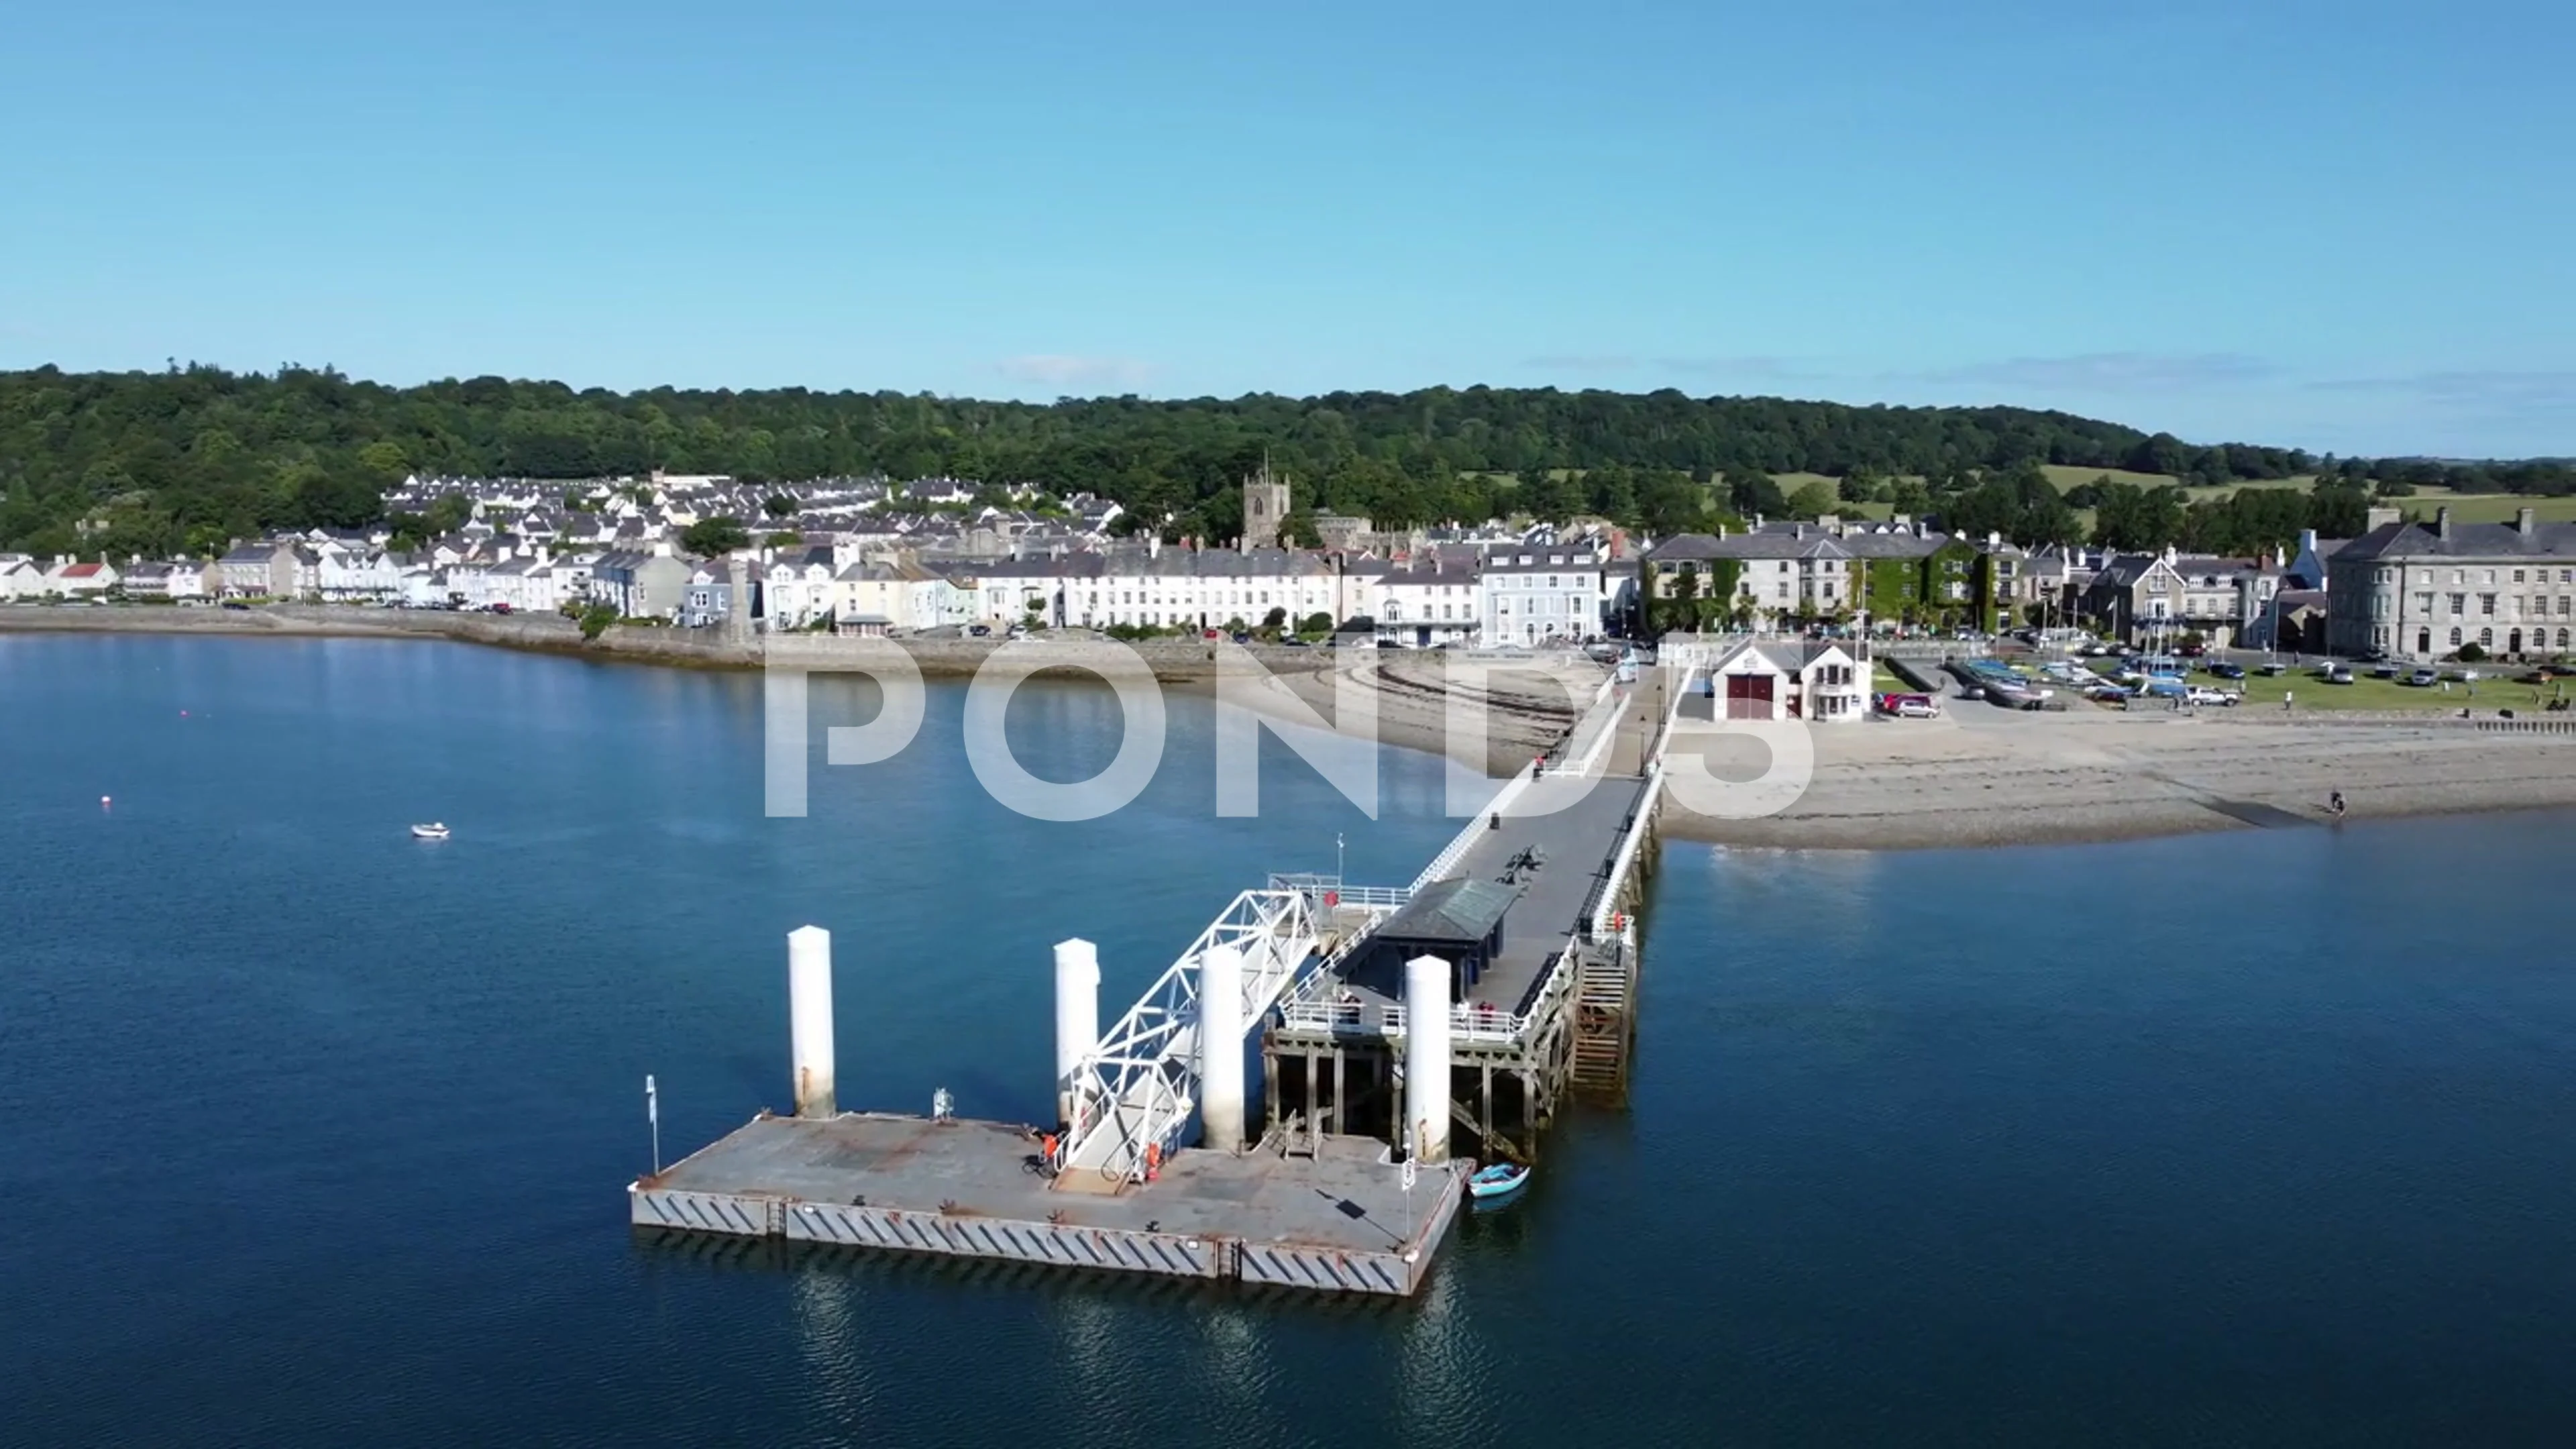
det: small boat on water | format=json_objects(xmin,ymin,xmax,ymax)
[
  {"xmin": 409, "ymin": 822, "xmax": 451, "ymax": 841},
  {"xmin": 1468, "ymin": 1163, "xmax": 1531, "ymax": 1200}
]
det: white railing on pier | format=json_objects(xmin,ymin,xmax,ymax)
[
  {"xmin": 1542, "ymin": 679, "xmax": 1630, "ymax": 778},
  {"xmin": 1587, "ymin": 758, "xmax": 1665, "ymax": 939},
  {"xmin": 1268, "ymin": 874, "xmax": 1417, "ymax": 912},
  {"xmin": 1580, "ymin": 659, "xmax": 1693, "ymax": 939},
  {"xmin": 1059, "ymin": 888, "xmax": 1324, "ymax": 1186},
  {"xmin": 1409, "ymin": 758, "xmax": 1538, "ymax": 891}
]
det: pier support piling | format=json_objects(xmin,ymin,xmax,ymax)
[
  {"xmin": 1052, "ymin": 938, "xmax": 1099, "ymax": 1128},
  {"xmin": 1199, "ymin": 943, "xmax": 1246, "ymax": 1153},
  {"xmin": 1405, "ymin": 954, "xmax": 1452, "ymax": 1163},
  {"xmin": 788, "ymin": 925, "xmax": 837, "ymax": 1119}
]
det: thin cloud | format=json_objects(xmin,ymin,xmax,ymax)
[
  {"xmin": 2305, "ymin": 369, "xmax": 2576, "ymax": 453},
  {"xmin": 1652, "ymin": 355, "xmax": 1823, "ymax": 381},
  {"xmin": 1522, "ymin": 354, "xmax": 1641, "ymax": 371},
  {"xmin": 993, "ymin": 354, "xmax": 1152, "ymax": 389},
  {"xmin": 2309, "ymin": 368, "xmax": 2576, "ymax": 404},
  {"xmin": 1911, "ymin": 352, "xmax": 2279, "ymax": 392},
  {"xmin": 1521, "ymin": 354, "xmax": 1825, "ymax": 382}
]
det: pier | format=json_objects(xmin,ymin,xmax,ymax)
[{"xmin": 632, "ymin": 659, "xmax": 1686, "ymax": 1295}]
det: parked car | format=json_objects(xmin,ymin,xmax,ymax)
[
  {"xmin": 2370, "ymin": 662, "xmax": 2400, "ymax": 679},
  {"xmin": 2204, "ymin": 661, "xmax": 2247, "ymax": 680},
  {"xmin": 968, "ymin": 624, "xmax": 991, "ymax": 637},
  {"xmin": 2188, "ymin": 686, "xmax": 2241, "ymax": 706},
  {"xmin": 2257, "ymin": 661, "xmax": 2288, "ymax": 676},
  {"xmin": 2324, "ymin": 664, "xmax": 2355, "ymax": 684},
  {"xmin": 2084, "ymin": 683, "xmax": 2134, "ymax": 704},
  {"xmin": 1876, "ymin": 692, "xmax": 1940, "ymax": 718},
  {"xmin": 2407, "ymin": 668, "xmax": 2439, "ymax": 687}
]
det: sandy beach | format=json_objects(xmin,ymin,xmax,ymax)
[{"xmin": 1660, "ymin": 706, "xmax": 2576, "ymax": 850}]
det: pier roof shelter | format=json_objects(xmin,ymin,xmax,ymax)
[{"xmin": 1362, "ymin": 875, "xmax": 1518, "ymax": 997}]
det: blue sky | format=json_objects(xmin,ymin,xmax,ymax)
[{"xmin": 3, "ymin": 0, "xmax": 2569, "ymax": 458}]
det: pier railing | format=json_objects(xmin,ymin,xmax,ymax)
[
  {"xmin": 1409, "ymin": 758, "xmax": 1540, "ymax": 891},
  {"xmin": 1267, "ymin": 873, "xmax": 1414, "ymax": 910}
]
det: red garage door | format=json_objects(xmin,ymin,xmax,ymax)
[{"xmin": 1724, "ymin": 674, "xmax": 1774, "ymax": 719}]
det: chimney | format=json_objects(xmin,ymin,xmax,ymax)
[
  {"xmin": 2436, "ymin": 506, "xmax": 2453, "ymax": 542},
  {"xmin": 1986, "ymin": 531, "xmax": 2001, "ymax": 550},
  {"xmin": 2365, "ymin": 505, "xmax": 2401, "ymax": 532},
  {"xmin": 2518, "ymin": 506, "xmax": 2538, "ymax": 538}
]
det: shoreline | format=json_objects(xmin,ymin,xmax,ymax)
[
  {"xmin": 13, "ymin": 604, "xmax": 2572, "ymax": 851},
  {"xmin": 1658, "ymin": 710, "xmax": 2576, "ymax": 851}
]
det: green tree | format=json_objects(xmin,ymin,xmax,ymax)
[
  {"xmin": 683, "ymin": 517, "xmax": 751, "ymax": 555},
  {"xmin": 1784, "ymin": 480, "xmax": 1837, "ymax": 519}
]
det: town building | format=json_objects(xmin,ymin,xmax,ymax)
[
  {"xmin": 1706, "ymin": 637, "xmax": 1868, "ymax": 722},
  {"xmin": 1476, "ymin": 542, "xmax": 1607, "ymax": 645},
  {"xmin": 2083, "ymin": 547, "xmax": 2285, "ymax": 649},
  {"xmin": 2326, "ymin": 506, "xmax": 2576, "ymax": 661}
]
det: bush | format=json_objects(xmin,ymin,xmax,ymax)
[
  {"xmin": 2457, "ymin": 641, "xmax": 2489, "ymax": 663},
  {"xmin": 578, "ymin": 602, "xmax": 620, "ymax": 641}
]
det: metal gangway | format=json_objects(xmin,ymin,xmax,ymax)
[{"xmin": 1057, "ymin": 884, "xmax": 1395, "ymax": 1185}]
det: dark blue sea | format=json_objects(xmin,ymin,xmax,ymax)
[{"xmin": 5, "ymin": 634, "xmax": 2575, "ymax": 1446}]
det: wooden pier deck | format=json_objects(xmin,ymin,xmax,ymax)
[{"xmin": 632, "ymin": 1112, "xmax": 1465, "ymax": 1297}]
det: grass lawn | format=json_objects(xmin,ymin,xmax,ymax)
[{"xmin": 2220, "ymin": 665, "xmax": 2570, "ymax": 712}]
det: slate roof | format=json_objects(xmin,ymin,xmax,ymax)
[
  {"xmin": 1376, "ymin": 876, "xmax": 1520, "ymax": 946},
  {"xmin": 2332, "ymin": 517, "xmax": 2576, "ymax": 562}
]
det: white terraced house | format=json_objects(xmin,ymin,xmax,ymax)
[
  {"xmin": 1366, "ymin": 557, "xmax": 1482, "ymax": 648},
  {"xmin": 1477, "ymin": 543, "xmax": 1607, "ymax": 645},
  {"xmin": 1045, "ymin": 547, "xmax": 1347, "ymax": 633}
]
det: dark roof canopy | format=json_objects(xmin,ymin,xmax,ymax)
[{"xmin": 1377, "ymin": 876, "xmax": 1518, "ymax": 945}]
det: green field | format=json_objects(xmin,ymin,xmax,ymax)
[
  {"xmin": 1483, "ymin": 466, "xmax": 2574, "ymax": 536},
  {"xmin": 2394, "ymin": 490, "xmax": 2576, "ymax": 525},
  {"xmin": 2107, "ymin": 661, "xmax": 2575, "ymax": 712}
]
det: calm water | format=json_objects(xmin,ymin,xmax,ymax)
[{"xmin": 5, "ymin": 635, "xmax": 2575, "ymax": 1446}]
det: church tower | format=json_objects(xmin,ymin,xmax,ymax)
[{"xmin": 1242, "ymin": 462, "xmax": 1291, "ymax": 550}]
